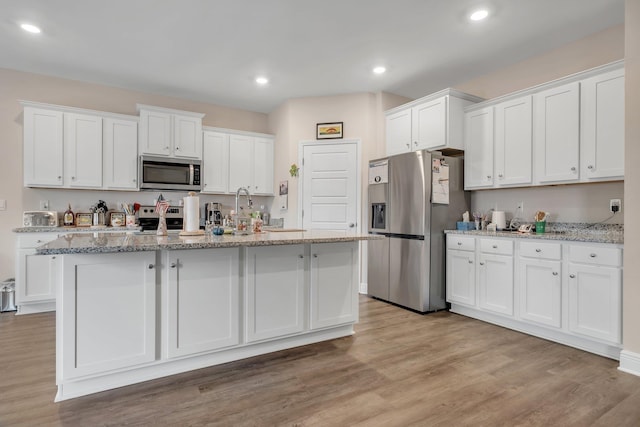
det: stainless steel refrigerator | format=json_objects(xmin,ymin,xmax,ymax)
[{"xmin": 367, "ymin": 150, "xmax": 469, "ymax": 312}]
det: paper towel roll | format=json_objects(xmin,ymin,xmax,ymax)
[
  {"xmin": 183, "ymin": 193, "xmax": 200, "ymax": 232},
  {"xmin": 492, "ymin": 211, "xmax": 506, "ymax": 230}
]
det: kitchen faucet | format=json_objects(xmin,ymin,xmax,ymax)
[{"xmin": 234, "ymin": 187, "xmax": 252, "ymax": 232}]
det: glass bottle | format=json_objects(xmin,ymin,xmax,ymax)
[{"xmin": 63, "ymin": 203, "xmax": 75, "ymax": 226}]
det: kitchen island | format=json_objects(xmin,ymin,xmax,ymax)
[{"xmin": 39, "ymin": 231, "xmax": 379, "ymax": 401}]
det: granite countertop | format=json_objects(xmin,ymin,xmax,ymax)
[
  {"xmin": 36, "ymin": 230, "xmax": 384, "ymax": 255},
  {"xmin": 445, "ymin": 224, "xmax": 623, "ymax": 245},
  {"xmin": 14, "ymin": 226, "xmax": 141, "ymax": 233}
]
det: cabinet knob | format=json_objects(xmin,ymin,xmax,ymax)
[
  {"xmin": 588, "ymin": 165, "xmax": 594, "ymax": 170},
  {"xmin": 552, "ymin": 271, "xmax": 558, "ymax": 276},
  {"xmin": 170, "ymin": 263, "xmax": 177, "ymax": 268},
  {"xmin": 479, "ymin": 262, "xmax": 485, "ymax": 266},
  {"xmin": 349, "ymin": 223, "xmax": 356, "ymax": 228},
  {"xmin": 58, "ymin": 176, "xmax": 62, "ymax": 180},
  {"xmin": 36, "ymin": 240, "xmax": 42, "ymax": 243},
  {"xmin": 487, "ymin": 175, "xmax": 492, "ymax": 179},
  {"xmin": 406, "ymin": 143, "xmax": 410, "ymax": 149},
  {"xmin": 52, "ymin": 256, "xmax": 56, "ymax": 260},
  {"xmin": 570, "ymin": 167, "xmax": 576, "ymax": 172},
  {"xmin": 175, "ymin": 146, "xmax": 180, "ymax": 151},
  {"xmin": 133, "ymin": 179, "xmax": 136, "ymax": 182},
  {"xmin": 71, "ymin": 176, "xmax": 76, "ymax": 180},
  {"xmin": 148, "ymin": 264, "xmax": 154, "ymax": 269},
  {"xmin": 468, "ymin": 260, "xmax": 473, "ymax": 264},
  {"xmin": 589, "ymin": 253, "xmax": 597, "ymax": 258},
  {"xmin": 492, "ymin": 245, "xmax": 497, "ymax": 249},
  {"xmin": 413, "ymin": 141, "xmax": 418, "ymax": 146},
  {"xmin": 569, "ymin": 274, "xmax": 576, "ymax": 278},
  {"xmin": 298, "ymin": 255, "xmax": 304, "ymax": 259},
  {"xmin": 165, "ymin": 146, "xmax": 170, "ymax": 150},
  {"xmin": 313, "ymin": 254, "xmax": 318, "ymax": 258},
  {"xmin": 535, "ymin": 248, "xmax": 541, "ymax": 253},
  {"xmin": 457, "ymin": 242, "xmax": 462, "ymax": 246},
  {"xmin": 498, "ymin": 174, "xmax": 503, "ymax": 178}
]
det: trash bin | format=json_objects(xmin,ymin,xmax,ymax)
[{"xmin": 1, "ymin": 279, "xmax": 16, "ymax": 312}]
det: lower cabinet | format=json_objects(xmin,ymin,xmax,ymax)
[
  {"xmin": 478, "ymin": 239, "xmax": 514, "ymax": 316},
  {"xmin": 164, "ymin": 248, "xmax": 240, "ymax": 358},
  {"xmin": 15, "ymin": 232, "xmax": 61, "ymax": 314},
  {"xmin": 245, "ymin": 245, "xmax": 306, "ymax": 342},
  {"xmin": 60, "ymin": 252, "xmax": 156, "ymax": 379},
  {"xmin": 519, "ymin": 258, "xmax": 562, "ymax": 328},
  {"xmin": 446, "ymin": 245, "xmax": 476, "ymax": 307}
]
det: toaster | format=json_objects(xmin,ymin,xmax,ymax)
[{"xmin": 22, "ymin": 210, "xmax": 59, "ymax": 227}]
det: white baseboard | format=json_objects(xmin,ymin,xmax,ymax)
[
  {"xmin": 359, "ymin": 282, "xmax": 367, "ymax": 294},
  {"xmin": 619, "ymin": 350, "xmax": 640, "ymax": 377}
]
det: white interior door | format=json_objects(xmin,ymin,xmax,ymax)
[{"xmin": 300, "ymin": 141, "xmax": 359, "ymax": 234}]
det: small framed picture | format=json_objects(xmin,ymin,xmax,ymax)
[
  {"xmin": 316, "ymin": 122, "xmax": 343, "ymax": 139},
  {"xmin": 76, "ymin": 213, "xmax": 92, "ymax": 227},
  {"xmin": 110, "ymin": 212, "xmax": 125, "ymax": 227}
]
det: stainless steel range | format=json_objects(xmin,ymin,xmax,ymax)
[{"xmin": 137, "ymin": 205, "xmax": 184, "ymax": 231}]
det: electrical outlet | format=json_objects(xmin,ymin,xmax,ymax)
[
  {"xmin": 517, "ymin": 201, "xmax": 524, "ymax": 214},
  {"xmin": 39, "ymin": 200, "xmax": 49, "ymax": 210},
  {"xmin": 610, "ymin": 199, "xmax": 621, "ymax": 213}
]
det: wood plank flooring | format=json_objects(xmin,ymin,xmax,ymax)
[{"xmin": 1, "ymin": 296, "xmax": 640, "ymax": 426}]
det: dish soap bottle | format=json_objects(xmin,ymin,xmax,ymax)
[{"xmin": 63, "ymin": 203, "xmax": 75, "ymax": 226}]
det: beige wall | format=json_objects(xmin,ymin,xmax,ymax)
[
  {"xmin": 624, "ymin": 0, "xmax": 640, "ymax": 354},
  {"xmin": 454, "ymin": 24, "xmax": 625, "ymax": 226},
  {"xmin": 0, "ymin": 68, "xmax": 270, "ymax": 279}
]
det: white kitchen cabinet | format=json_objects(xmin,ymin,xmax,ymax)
[
  {"xmin": 464, "ymin": 106, "xmax": 494, "ymax": 189},
  {"xmin": 60, "ymin": 252, "xmax": 156, "ymax": 379},
  {"xmin": 477, "ymin": 239, "xmax": 514, "ymax": 316},
  {"xmin": 385, "ymin": 89, "xmax": 482, "ymax": 156},
  {"xmin": 15, "ymin": 233, "xmax": 60, "ymax": 314},
  {"xmin": 568, "ymin": 245, "xmax": 622, "ymax": 344},
  {"xmin": 103, "ymin": 117, "xmax": 138, "ymax": 190},
  {"xmin": 138, "ymin": 104, "xmax": 204, "ymax": 159},
  {"xmin": 309, "ymin": 242, "xmax": 358, "ymax": 330},
  {"xmin": 385, "ymin": 108, "xmax": 412, "ymax": 156},
  {"xmin": 23, "ymin": 107, "xmax": 64, "ymax": 187},
  {"xmin": 534, "ymin": 82, "xmax": 580, "ymax": 184},
  {"xmin": 253, "ymin": 137, "xmax": 274, "ymax": 195},
  {"xmin": 202, "ymin": 131, "xmax": 230, "ymax": 193},
  {"xmin": 446, "ymin": 236, "xmax": 476, "ymax": 307},
  {"xmin": 494, "ymin": 95, "xmax": 532, "ymax": 186},
  {"xmin": 518, "ymin": 241, "xmax": 562, "ymax": 328},
  {"xmin": 228, "ymin": 133, "xmax": 275, "ymax": 195},
  {"xmin": 245, "ymin": 245, "xmax": 306, "ymax": 342},
  {"xmin": 63, "ymin": 113, "xmax": 103, "ymax": 188},
  {"xmin": 165, "ymin": 249, "xmax": 240, "ymax": 358},
  {"xmin": 580, "ymin": 68, "xmax": 625, "ymax": 181}
]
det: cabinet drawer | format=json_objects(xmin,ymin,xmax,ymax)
[
  {"xmin": 447, "ymin": 235, "xmax": 475, "ymax": 251},
  {"xmin": 569, "ymin": 245, "xmax": 622, "ymax": 267},
  {"xmin": 519, "ymin": 241, "xmax": 561, "ymax": 260},
  {"xmin": 17, "ymin": 233, "xmax": 59, "ymax": 249},
  {"xmin": 479, "ymin": 238, "xmax": 513, "ymax": 255}
]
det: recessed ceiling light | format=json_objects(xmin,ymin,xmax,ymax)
[
  {"xmin": 469, "ymin": 9, "xmax": 489, "ymax": 21},
  {"xmin": 255, "ymin": 76, "xmax": 269, "ymax": 85},
  {"xmin": 373, "ymin": 66, "xmax": 386, "ymax": 74},
  {"xmin": 20, "ymin": 23, "xmax": 42, "ymax": 34}
]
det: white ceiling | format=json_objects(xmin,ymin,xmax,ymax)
[{"xmin": 1, "ymin": 0, "xmax": 624, "ymax": 114}]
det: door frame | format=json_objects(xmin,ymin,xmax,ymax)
[{"xmin": 297, "ymin": 139, "xmax": 362, "ymax": 235}]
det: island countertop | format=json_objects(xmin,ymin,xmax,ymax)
[{"xmin": 36, "ymin": 230, "xmax": 383, "ymax": 255}]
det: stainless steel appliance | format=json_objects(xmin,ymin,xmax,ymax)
[
  {"xmin": 137, "ymin": 205, "xmax": 184, "ymax": 231},
  {"xmin": 22, "ymin": 211, "xmax": 59, "ymax": 227},
  {"xmin": 205, "ymin": 202, "xmax": 223, "ymax": 225},
  {"xmin": 367, "ymin": 150, "xmax": 469, "ymax": 312},
  {"xmin": 139, "ymin": 155, "xmax": 202, "ymax": 191}
]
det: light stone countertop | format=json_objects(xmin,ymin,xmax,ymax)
[
  {"xmin": 13, "ymin": 226, "xmax": 141, "ymax": 233},
  {"xmin": 445, "ymin": 229, "xmax": 623, "ymax": 245},
  {"xmin": 36, "ymin": 230, "xmax": 384, "ymax": 255}
]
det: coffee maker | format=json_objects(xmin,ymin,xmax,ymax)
[{"xmin": 205, "ymin": 202, "xmax": 223, "ymax": 226}]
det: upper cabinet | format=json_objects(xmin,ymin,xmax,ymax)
[
  {"xmin": 22, "ymin": 102, "xmax": 138, "ymax": 191},
  {"xmin": 385, "ymin": 89, "xmax": 483, "ymax": 157},
  {"xmin": 202, "ymin": 127, "xmax": 275, "ymax": 196},
  {"xmin": 137, "ymin": 104, "xmax": 204, "ymax": 159},
  {"xmin": 464, "ymin": 60, "xmax": 624, "ymax": 190}
]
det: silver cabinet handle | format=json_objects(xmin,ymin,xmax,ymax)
[
  {"xmin": 457, "ymin": 242, "xmax": 462, "ymax": 246},
  {"xmin": 535, "ymin": 248, "xmax": 541, "ymax": 253},
  {"xmin": 58, "ymin": 176, "xmax": 62, "ymax": 180},
  {"xmin": 492, "ymin": 245, "xmax": 497, "ymax": 249},
  {"xmin": 589, "ymin": 253, "xmax": 597, "ymax": 258},
  {"xmin": 349, "ymin": 223, "xmax": 356, "ymax": 228},
  {"xmin": 413, "ymin": 141, "xmax": 418, "ymax": 146},
  {"xmin": 468, "ymin": 260, "xmax": 473, "ymax": 264},
  {"xmin": 479, "ymin": 262, "xmax": 485, "ymax": 266},
  {"xmin": 298, "ymin": 255, "xmax": 304, "ymax": 259},
  {"xmin": 552, "ymin": 272, "xmax": 558, "ymax": 276},
  {"xmin": 406, "ymin": 143, "xmax": 410, "ymax": 148},
  {"xmin": 571, "ymin": 167, "xmax": 576, "ymax": 172},
  {"xmin": 148, "ymin": 264, "xmax": 154, "ymax": 269},
  {"xmin": 52, "ymin": 256, "xmax": 56, "ymax": 260},
  {"xmin": 569, "ymin": 274, "xmax": 576, "ymax": 278},
  {"xmin": 170, "ymin": 263, "xmax": 177, "ymax": 268},
  {"xmin": 498, "ymin": 174, "xmax": 503, "ymax": 178},
  {"xmin": 487, "ymin": 175, "xmax": 492, "ymax": 179},
  {"xmin": 313, "ymin": 254, "xmax": 318, "ymax": 258},
  {"xmin": 71, "ymin": 176, "xmax": 76, "ymax": 180}
]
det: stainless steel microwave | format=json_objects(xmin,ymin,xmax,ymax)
[{"xmin": 139, "ymin": 155, "xmax": 202, "ymax": 191}]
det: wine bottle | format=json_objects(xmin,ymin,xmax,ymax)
[{"xmin": 63, "ymin": 203, "xmax": 75, "ymax": 226}]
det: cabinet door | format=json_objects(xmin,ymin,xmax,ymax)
[
  {"xmin": 568, "ymin": 263, "xmax": 621, "ymax": 343},
  {"xmin": 245, "ymin": 245, "xmax": 306, "ymax": 342},
  {"xmin": 519, "ymin": 258, "xmax": 561, "ymax": 328},
  {"xmin": 16, "ymin": 250, "xmax": 57, "ymax": 304},
  {"xmin": 23, "ymin": 107, "xmax": 64, "ymax": 187},
  {"xmin": 580, "ymin": 68, "xmax": 625, "ymax": 180},
  {"xmin": 446, "ymin": 249, "xmax": 476, "ymax": 306},
  {"xmin": 412, "ymin": 97, "xmax": 446, "ymax": 150},
  {"xmin": 103, "ymin": 118, "xmax": 138, "ymax": 189},
  {"xmin": 139, "ymin": 109, "xmax": 172, "ymax": 156},
  {"xmin": 495, "ymin": 96, "xmax": 532, "ymax": 186},
  {"xmin": 165, "ymin": 249, "xmax": 239, "ymax": 358},
  {"xmin": 228, "ymin": 134, "xmax": 254, "ymax": 191},
  {"xmin": 464, "ymin": 107, "xmax": 494, "ymax": 189},
  {"xmin": 534, "ymin": 82, "xmax": 580, "ymax": 184},
  {"xmin": 385, "ymin": 109, "xmax": 412, "ymax": 156},
  {"xmin": 60, "ymin": 252, "xmax": 156, "ymax": 379},
  {"xmin": 202, "ymin": 131, "xmax": 230, "ymax": 193},
  {"xmin": 478, "ymin": 253, "xmax": 513, "ymax": 316},
  {"xmin": 310, "ymin": 243, "xmax": 358, "ymax": 329},
  {"xmin": 253, "ymin": 137, "xmax": 274, "ymax": 195},
  {"xmin": 64, "ymin": 113, "xmax": 103, "ymax": 188},
  {"xmin": 173, "ymin": 114, "xmax": 202, "ymax": 158}
]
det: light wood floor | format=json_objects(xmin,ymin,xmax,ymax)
[{"xmin": 2, "ymin": 296, "xmax": 640, "ymax": 426}]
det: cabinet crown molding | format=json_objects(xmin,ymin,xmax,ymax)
[
  {"xmin": 203, "ymin": 126, "xmax": 274, "ymax": 139},
  {"xmin": 136, "ymin": 103, "xmax": 205, "ymax": 118},
  {"xmin": 19, "ymin": 100, "xmax": 139, "ymax": 121},
  {"xmin": 385, "ymin": 88, "xmax": 484, "ymax": 115}
]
